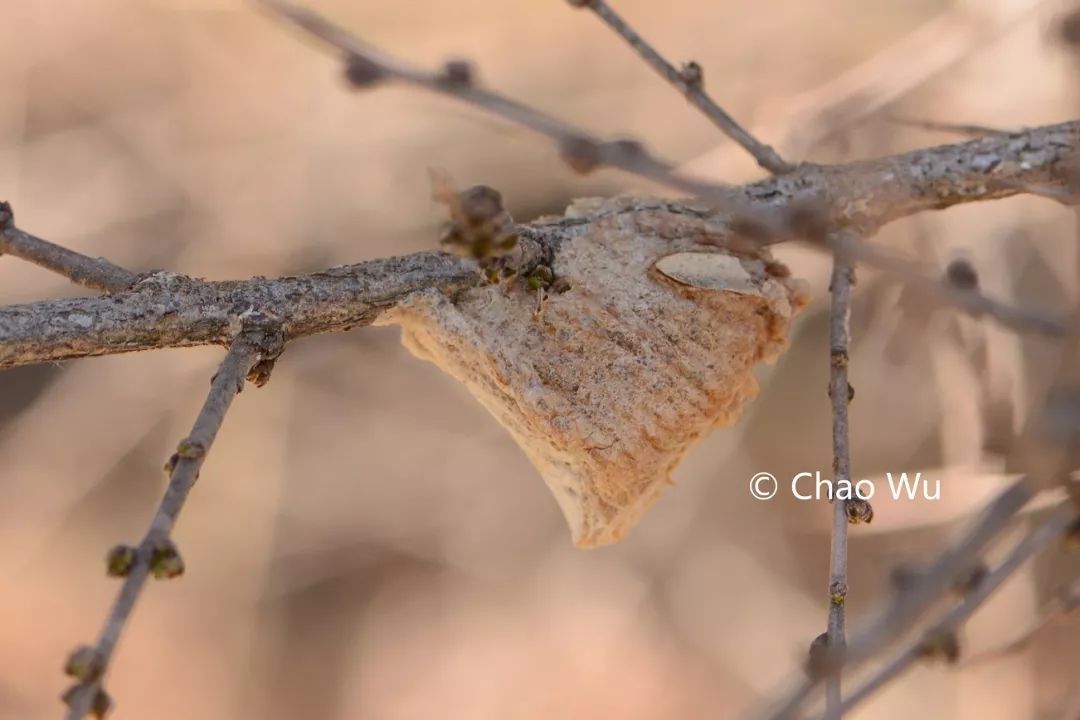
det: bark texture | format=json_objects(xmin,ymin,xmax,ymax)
[{"xmin": 2, "ymin": 120, "xmax": 1075, "ymax": 371}]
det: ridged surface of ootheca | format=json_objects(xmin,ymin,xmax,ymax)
[{"xmin": 378, "ymin": 198, "xmax": 807, "ymax": 547}]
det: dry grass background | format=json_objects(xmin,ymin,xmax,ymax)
[{"xmin": 1, "ymin": 0, "xmax": 1079, "ymax": 718}]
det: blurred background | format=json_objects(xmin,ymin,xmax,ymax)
[{"xmin": 1, "ymin": 0, "xmax": 1079, "ymax": 717}]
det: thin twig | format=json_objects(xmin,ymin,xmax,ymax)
[
  {"xmin": 0, "ymin": 249, "xmax": 483, "ymax": 369},
  {"xmin": 681, "ymin": 0, "xmax": 1052, "ymax": 173},
  {"xmin": 256, "ymin": 0, "xmax": 734, "ymax": 202},
  {"xmin": 825, "ymin": 232, "xmax": 1070, "ymax": 338},
  {"xmin": 566, "ymin": 0, "xmax": 792, "ymax": 174},
  {"xmin": 824, "ymin": 249, "xmax": 856, "ymax": 718},
  {"xmin": 832, "ymin": 503, "xmax": 1078, "ymax": 718},
  {"xmin": 886, "ymin": 114, "xmax": 1015, "ymax": 138},
  {"xmin": 766, "ymin": 478, "xmax": 1035, "ymax": 720},
  {"xmin": 961, "ymin": 577, "xmax": 1080, "ymax": 666},
  {"xmin": 843, "ymin": 478, "xmax": 1037, "ymax": 667},
  {"xmin": 254, "ymin": 1, "xmax": 1078, "ymax": 237},
  {"xmin": 61, "ymin": 320, "xmax": 280, "ymax": 719},
  {"xmin": 0, "ymin": 202, "xmax": 137, "ymax": 293}
]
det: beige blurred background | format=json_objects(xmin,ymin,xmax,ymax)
[{"xmin": 1, "ymin": 0, "xmax": 1079, "ymax": 718}]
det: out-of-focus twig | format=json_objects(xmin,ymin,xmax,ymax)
[
  {"xmin": 254, "ymin": 1, "xmax": 1079, "ymax": 239},
  {"xmin": 989, "ymin": 179, "xmax": 1078, "ymax": 206},
  {"xmin": 766, "ymin": 478, "xmax": 1036, "ymax": 720},
  {"xmin": 842, "ymin": 479, "xmax": 1037, "ymax": 669},
  {"xmin": 825, "ymin": 232, "xmax": 1070, "ymax": 338},
  {"xmin": 255, "ymin": 0, "xmax": 732, "ymax": 201},
  {"xmin": 886, "ymin": 115, "xmax": 1015, "ymax": 138},
  {"xmin": 61, "ymin": 320, "xmax": 281, "ymax": 719},
  {"xmin": 565, "ymin": 0, "xmax": 791, "ymax": 174},
  {"xmin": 831, "ymin": 503, "xmax": 1078, "ymax": 718},
  {"xmin": 682, "ymin": 0, "xmax": 1052, "ymax": 174},
  {"xmin": 0, "ymin": 201, "xmax": 137, "ymax": 293},
  {"xmin": 961, "ymin": 577, "xmax": 1080, "ymax": 666}
]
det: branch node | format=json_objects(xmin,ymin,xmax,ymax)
[
  {"xmin": 0, "ymin": 200, "xmax": 13, "ymax": 232},
  {"xmin": 435, "ymin": 180, "xmax": 519, "ymax": 265},
  {"xmin": 439, "ymin": 59, "xmax": 475, "ymax": 87},
  {"xmin": 920, "ymin": 630, "xmax": 961, "ymax": 664},
  {"xmin": 945, "ymin": 259, "xmax": 979, "ymax": 290},
  {"xmin": 952, "ymin": 562, "xmax": 990, "ymax": 596},
  {"xmin": 829, "ymin": 580, "xmax": 849, "ymax": 605},
  {"xmin": 678, "ymin": 61, "xmax": 703, "ymax": 88},
  {"xmin": 235, "ymin": 311, "xmax": 287, "ymax": 388},
  {"xmin": 61, "ymin": 684, "xmax": 111, "ymax": 720},
  {"xmin": 845, "ymin": 499, "xmax": 874, "ymax": 524},
  {"xmin": 175, "ymin": 438, "xmax": 206, "ymax": 460},
  {"xmin": 149, "ymin": 537, "xmax": 185, "ymax": 580},
  {"xmin": 163, "ymin": 453, "xmax": 179, "ymax": 475},
  {"xmin": 104, "ymin": 545, "xmax": 137, "ymax": 578},
  {"xmin": 526, "ymin": 264, "xmax": 555, "ymax": 290},
  {"xmin": 343, "ymin": 52, "xmax": 384, "ymax": 89},
  {"xmin": 559, "ymin": 135, "xmax": 603, "ymax": 174},
  {"xmin": 609, "ymin": 137, "xmax": 646, "ymax": 159},
  {"xmin": 806, "ymin": 632, "xmax": 845, "ymax": 679},
  {"xmin": 63, "ymin": 646, "xmax": 105, "ymax": 683}
]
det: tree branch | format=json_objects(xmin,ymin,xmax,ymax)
[
  {"xmin": 1, "ymin": 5, "xmax": 1072, "ymax": 717},
  {"xmin": 2, "ymin": 121, "xmax": 1076, "ymax": 370},
  {"xmin": 254, "ymin": 0, "xmax": 1077, "ymax": 232},
  {"xmin": 824, "ymin": 251, "xmax": 855, "ymax": 718},
  {"xmin": 61, "ymin": 318, "xmax": 282, "ymax": 719},
  {"xmin": 886, "ymin": 114, "xmax": 1015, "ymax": 138},
  {"xmin": 831, "ymin": 503, "xmax": 1078, "ymax": 718},
  {"xmin": 255, "ymin": 0, "xmax": 729, "ymax": 200},
  {"xmin": 769, "ymin": 478, "xmax": 1036, "ymax": 720},
  {"xmin": 0, "ymin": 202, "xmax": 138, "ymax": 293},
  {"xmin": 825, "ymin": 232, "xmax": 1070, "ymax": 338},
  {"xmin": 0, "ymin": 250, "xmax": 480, "ymax": 368},
  {"xmin": 565, "ymin": 0, "xmax": 792, "ymax": 174},
  {"xmin": 960, "ymin": 577, "xmax": 1080, "ymax": 666}
]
